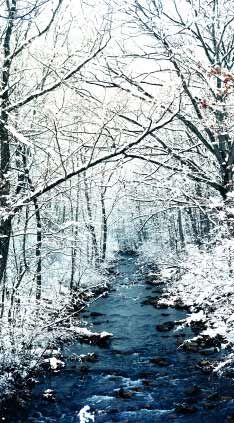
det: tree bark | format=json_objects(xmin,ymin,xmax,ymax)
[{"xmin": 0, "ymin": 0, "xmax": 17, "ymax": 283}]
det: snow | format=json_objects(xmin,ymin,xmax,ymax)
[
  {"xmin": 165, "ymin": 241, "xmax": 234, "ymax": 346},
  {"xmin": 160, "ymin": 268, "xmax": 176, "ymax": 279},
  {"xmin": 78, "ymin": 405, "xmax": 95, "ymax": 423},
  {"xmin": 72, "ymin": 327, "xmax": 112, "ymax": 338},
  {"xmin": 48, "ymin": 357, "xmax": 65, "ymax": 370},
  {"xmin": 100, "ymin": 331, "xmax": 113, "ymax": 338},
  {"xmin": 6, "ymin": 125, "xmax": 32, "ymax": 147},
  {"xmin": 186, "ymin": 311, "xmax": 205, "ymax": 323}
]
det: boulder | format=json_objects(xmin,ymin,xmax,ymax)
[
  {"xmin": 203, "ymin": 402, "xmax": 218, "ymax": 409},
  {"xmin": 79, "ymin": 353, "xmax": 98, "ymax": 363},
  {"xmin": 190, "ymin": 320, "xmax": 207, "ymax": 334},
  {"xmin": 224, "ymin": 369, "xmax": 234, "ymax": 378},
  {"xmin": 174, "ymin": 299, "xmax": 191, "ymax": 311},
  {"xmin": 184, "ymin": 386, "xmax": 202, "ymax": 396},
  {"xmin": 156, "ymin": 321, "xmax": 175, "ymax": 332},
  {"xmin": 115, "ymin": 388, "xmax": 133, "ymax": 399},
  {"xmin": 150, "ymin": 357, "xmax": 169, "ymax": 367},
  {"xmin": 175, "ymin": 403, "xmax": 197, "ymax": 414},
  {"xmin": 42, "ymin": 389, "xmax": 56, "ymax": 401},
  {"xmin": 155, "ymin": 302, "xmax": 169, "ymax": 309},
  {"xmin": 182, "ymin": 334, "xmax": 225, "ymax": 353},
  {"xmin": 71, "ymin": 327, "xmax": 112, "ymax": 346},
  {"xmin": 144, "ymin": 274, "xmax": 161, "ymax": 285},
  {"xmin": 196, "ymin": 359, "xmax": 214, "ymax": 374},
  {"xmin": 142, "ymin": 297, "xmax": 159, "ymax": 306}
]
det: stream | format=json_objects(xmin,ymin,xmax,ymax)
[{"xmin": 12, "ymin": 254, "xmax": 234, "ymax": 422}]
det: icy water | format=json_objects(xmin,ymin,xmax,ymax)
[{"xmin": 14, "ymin": 255, "xmax": 234, "ymax": 422}]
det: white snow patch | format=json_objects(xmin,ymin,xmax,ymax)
[
  {"xmin": 48, "ymin": 357, "xmax": 65, "ymax": 370},
  {"xmin": 78, "ymin": 405, "xmax": 95, "ymax": 423}
]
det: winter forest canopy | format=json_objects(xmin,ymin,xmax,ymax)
[{"xmin": 1, "ymin": 0, "xmax": 234, "ymax": 417}]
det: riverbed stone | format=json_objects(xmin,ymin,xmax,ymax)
[
  {"xmin": 115, "ymin": 387, "xmax": 133, "ymax": 399},
  {"xmin": 138, "ymin": 371, "xmax": 153, "ymax": 379},
  {"xmin": 182, "ymin": 333, "xmax": 225, "ymax": 353},
  {"xmin": 150, "ymin": 357, "xmax": 169, "ymax": 366},
  {"xmin": 224, "ymin": 369, "xmax": 234, "ymax": 378},
  {"xmin": 90, "ymin": 312, "xmax": 105, "ymax": 317},
  {"xmin": 189, "ymin": 319, "xmax": 208, "ymax": 333},
  {"xmin": 207, "ymin": 392, "xmax": 221, "ymax": 401},
  {"xmin": 174, "ymin": 299, "xmax": 191, "ymax": 311},
  {"xmin": 142, "ymin": 379, "xmax": 154, "ymax": 387},
  {"xmin": 144, "ymin": 274, "xmax": 160, "ymax": 284},
  {"xmin": 42, "ymin": 389, "xmax": 56, "ymax": 401},
  {"xmin": 175, "ymin": 402, "xmax": 198, "ymax": 414},
  {"xmin": 184, "ymin": 385, "xmax": 202, "ymax": 396},
  {"xmin": 79, "ymin": 353, "xmax": 98, "ymax": 363},
  {"xmin": 155, "ymin": 302, "xmax": 169, "ymax": 309},
  {"xmin": 203, "ymin": 401, "xmax": 218, "ymax": 409},
  {"xmin": 156, "ymin": 321, "xmax": 175, "ymax": 331},
  {"xmin": 196, "ymin": 359, "xmax": 214, "ymax": 374},
  {"xmin": 142, "ymin": 296, "xmax": 159, "ymax": 306}
]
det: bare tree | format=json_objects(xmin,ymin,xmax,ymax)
[{"xmin": 93, "ymin": 0, "xmax": 234, "ymax": 234}]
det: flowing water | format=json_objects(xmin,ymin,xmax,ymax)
[{"xmin": 12, "ymin": 254, "xmax": 234, "ymax": 422}]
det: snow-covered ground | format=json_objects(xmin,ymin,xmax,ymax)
[
  {"xmin": 165, "ymin": 240, "xmax": 234, "ymax": 342},
  {"xmin": 140, "ymin": 237, "xmax": 234, "ymax": 371}
]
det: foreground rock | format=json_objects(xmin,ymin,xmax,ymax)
[
  {"xmin": 150, "ymin": 357, "xmax": 169, "ymax": 366},
  {"xmin": 175, "ymin": 402, "xmax": 198, "ymax": 414},
  {"xmin": 69, "ymin": 327, "xmax": 112, "ymax": 346},
  {"xmin": 173, "ymin": 299, "xmax": 191, "ymax": 311},
  {"xmin": 42, "ymin": 389, "xmax": 56, "ymax": 401},
  {"xmin": 184, "ymin": 385, "xmax": 202, "ymax": 396},
  {"xmin": 142, "ymin": 296, "xmax": 169, "ymax": 309},
  {"xmin": 115, "ymin": 387, "xmax": 133, "ymax": 399},
  {"xmin": 196, "ymin": 360, "xmax": 214, "ymax": 374},
  {"xmin": 182, "ymin": 334, "xmax": 226, "ymax": 353},
  {"xmin": 156, "ymin": 321, "xmax": 175, "ymax": 332},
  {"xmin": 79, "ymin": 353, "xmax": 98, "ymax": 363},
  {"xmin": 144, "ymin": 274, "xmax": 162, "ymax": 285}
]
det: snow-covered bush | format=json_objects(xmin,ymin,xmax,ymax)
[{"xmin": 167, "ymin": 239, "xmax": 234, "ymax": 343}]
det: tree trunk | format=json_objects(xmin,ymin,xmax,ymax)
[
  {"xmin": 0, "ymin": 1, "xmax": 17, "ymax": 283},
  {"xmin": 34, "ymin": 199, "xmax": 42, "ymax": 301},
  {"xmin": 83, "ymin": 174, "xmax": 99, "ymax": 266},
  {"xmin": 177, "ymin": 209, "xmax": 185, "ymax": 250},
  {"xmin": 101, "ymin": 191, "xmax": 108, "ymax": 263}
]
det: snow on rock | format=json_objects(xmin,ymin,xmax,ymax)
[
  {"xmin": 69, "ymin": 327, "xmax": 112, "ymax": 346},
  {"xmin": 78, "ymin": 405, "xmax": 95, "ymax": 423},
  {"xmin": 160, "ymin": 268, "xmax": 178, "ymax": 279},
  {"xmin": 186, "ymin": 310, "xmax": 206, "ymax": 324},
  {"xmin": 42, "ymin": 389, "xmax": 56, "ymax": 401},
  {"xmin": 74, "ymin": 327, "xmax": 112, "ymax": 338},
  {"xmin": 49, "ymin": 357, "xmax": 65, "ymax": 370},
  {"xmin": 99, "ymin": 331, "xmax": 112, "ymax": 338}
]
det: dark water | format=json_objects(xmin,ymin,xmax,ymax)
[{"xmin": 14, "ymin": 255, "xmax": 234, "ymax": 422}]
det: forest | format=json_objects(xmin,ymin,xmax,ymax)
[{"xmin": 0, "ymin": 0, "xmax": 234, "ymax": 422}]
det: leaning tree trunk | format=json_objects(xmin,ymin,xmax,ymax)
[{"xmin": 83, "ymin": 174, "xmax": 99, "ymax": 266}]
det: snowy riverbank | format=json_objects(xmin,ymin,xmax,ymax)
[
  {"xmin": 0, "ymin": 277, "xmax": 112, "ymax": 420},
  {"xmin": 140, "ymin": 238, "xmax": 234, "ymax": 372}
]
